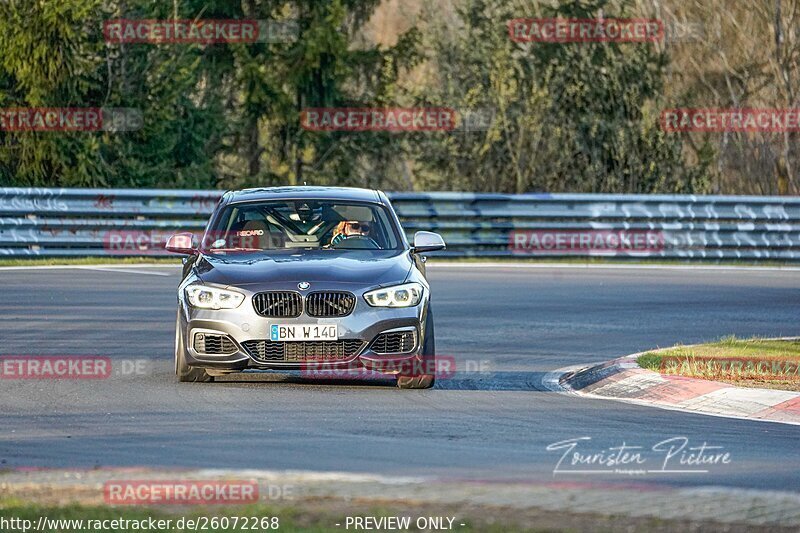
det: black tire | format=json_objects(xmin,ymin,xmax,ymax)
[
  {"xmin": 174, "ymin": 311, "xmax": 214, "ymax": 383},
  {"xmin": 397, "ymin": 306, "xmax": 435, "ymax": 389},
  {"xmin": 396, "ymin": 373, "xmax": 435, "ymax": 389}
]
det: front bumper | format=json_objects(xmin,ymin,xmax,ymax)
[{"xmin": 178, "ymin": 285, "xmax": 431, "ymax": 375}]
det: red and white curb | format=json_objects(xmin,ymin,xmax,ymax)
[{"xmin": 549, "ymin": 353, "xmax": 800, "ymax": 426}]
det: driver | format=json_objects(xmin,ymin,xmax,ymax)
[{"xmin": 330, "ymin": 220, "xmax": 371, "ymax": 247}]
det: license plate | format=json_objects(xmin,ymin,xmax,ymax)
[{"xmin": 270, "ymin": 324, "xmax": 338, "ymax": 341}]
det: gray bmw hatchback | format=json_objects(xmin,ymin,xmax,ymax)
[{"xmin": 166, "ymin": 186, "xmax": 445, "ymax": 389}]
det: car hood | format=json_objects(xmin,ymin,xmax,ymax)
[{"xmin": 194, "ymin": 249, "xmax": 414, "ymax": 288}]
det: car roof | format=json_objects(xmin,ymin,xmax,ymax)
[{"xmin": 224, "ymin": 186, "xmax": 382, "ymax": 204}]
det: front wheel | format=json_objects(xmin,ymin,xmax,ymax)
[
  {"xmin": 397, "ymin": 307, "xmax": 435, "ymax": 389},
  {"xmin": 175, "ymin": 311, "xmax": 214, "ymax": 383}
]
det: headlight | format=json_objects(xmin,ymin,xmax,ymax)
[
  {"xmin": 364, "ymin": 282, "xmax": 424, "ymax": 308},
  {"xmin": 185, "ymin": 285, "xmax": 245, "ymax": 310}
]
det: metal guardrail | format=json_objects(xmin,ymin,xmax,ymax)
[{"xmin": 1, "ymin": 187, "xmax": 799, "ymax": 260}]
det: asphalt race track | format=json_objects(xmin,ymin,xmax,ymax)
[{"xmin": 1, "ymin": 264, "xmax": 799, "ymax": 491}]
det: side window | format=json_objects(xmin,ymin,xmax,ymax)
[{"xmin": 375, "ymin": 207, "xmax": 399, "ymax": 249}]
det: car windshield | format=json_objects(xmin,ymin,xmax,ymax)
[{"xmin": 203, "ymin": 200, "xmax": 402, "ymax": 253}]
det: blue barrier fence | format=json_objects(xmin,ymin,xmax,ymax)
[{"xmin": 1, "ymin": 187, "xmax": 799, "ymax": 260}]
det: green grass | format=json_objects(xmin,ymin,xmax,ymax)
[
  {"xmin": 636, "ymin": 351, "xmax": 663, "ymax": 370},
  {"xmin": 0, "ymin": 499, "xmax": 726, "ymax": 532},
  {"xmin": 637, "ymin": 336, "xmax": 800, "ymax": 391}
]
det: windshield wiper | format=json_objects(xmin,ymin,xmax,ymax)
[{"xmin": 206, "ymin": 247, "xmax": 263, "ymax": 252}]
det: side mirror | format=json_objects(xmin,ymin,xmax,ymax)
[
  {"xmin": 412, "ymin": 231, "xmax": 446, "ymax": 253},
  {"xmin": 165, "ymin": 232, "xmax": 197, "ymax": 255}
]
